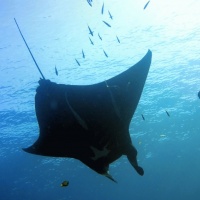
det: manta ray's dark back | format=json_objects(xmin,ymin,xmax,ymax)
[{"xmin": 24, "ymin": 50, "xmax": 152, "ymax": 182}]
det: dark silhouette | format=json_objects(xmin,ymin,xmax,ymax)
[{"xmin": 23, "ymin": 50, "xmax": 152, "ymax": 182}]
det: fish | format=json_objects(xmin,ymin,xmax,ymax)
[
  {"xmin": 198, "ymin": 91, "xmax": 200, "ymax": 99},
  {"xmin": 87, "ymin": 25, "xmax": 93, "ymax": 36},
  {"xmin": 23, "ymin": 50, "xmax": 152, "ymax": 182},
  {"xmin": 89, "ymin": 37, "xmax": 94, "ymax": 45},
  {"xmin": 75, "ymin": 59, "xmax": 80, "ymax": 66},
  {"xmin": 98, "ymin": 33, "xmax": 102, "ymax": 40},
  {"xmin": 61, "ymin": 180, "xmax": 69, "ymax": 187},
  {"xmin": 116, "ymin": 35, "xmax": 120, "ymax": 43},
  {"xmin": 101, "ymin": 2, "xmax": 104, "ymax": 14},
  {"xmin": 165, "ymin": 110, "xmax": 170, "ymax": 117},
  {"xmin": 160, "ymin": 134, "xmax": 166, "ymax": 137},
  {"xmin": 144, "ymin": 0, "xmax": 150, "ymax": 10},
  {"xmin": 108, "ymin": 10, "xmax": 113, "ymax": 19},
  {"xmin": 82, "ymin": 49, "xmax": 85, "ymax": 58},
  {"xmin": 55, "ymin": 65, "xmax": 58, "ymax": 76},
  {"xmin": 102, "ymin": 20, "xmax": 111, "ymax": 27},
  {"xmin": 87, "ymin": 0, "xmax": 92, "ymax": 7},
  {"xmin": 103, "ymin": 49, "xmax": 108, "ymax": 57},
  {"xmin": 141, "ymin": 114, "xmax": 145, "ymax": 120}
]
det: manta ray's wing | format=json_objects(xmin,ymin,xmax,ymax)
[{"xmin": 23, "ymin": 50, "xmax": 152, "ymax": 180}]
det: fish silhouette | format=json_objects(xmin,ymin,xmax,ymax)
[
  {"xmin": 55, "ymin": 66, "xmax": 58, "ymax": 76},
  {"xmin": 102, "ymin": 20, "xmax": 111, "ymax": 27},
  {"xmin": 144, "ymin": 0, "xmax": 150, "ymax": 10}
]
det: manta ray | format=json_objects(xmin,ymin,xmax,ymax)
[
  {"xmin": 14, "ymin": 18, "xmax": 152, "ymax": 182},
  {"xmin": 23, "ymin": 50, "xmax": 152, "ymax": 182}
]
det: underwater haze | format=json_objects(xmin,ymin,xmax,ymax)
[{"xmin": 0, "ymin": 0, "xmax": 200, "ymax": 199}]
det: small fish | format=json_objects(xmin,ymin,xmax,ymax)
[
  {"xmin": 87, "ymin": 0, "xmax": 92, "ymax": 7},
  {"xmin": 98, "ymin": 33, "xmax": 102, "ymax": 40},
  {"xmin": 89, "ymin": 37, "xmax": 94, "ymax": 45},
  {"xmin": 88, "ymin": 25, "xmax": 93, "ymax": 36},
  {"xmin": 103, "ymin": 50, "xmax": 108, "ymax": 57},
  {"xmin": 116, "ymin": 35, "xmax": 120, "ymax": 43},
  {"xmin": 75, "ymin": 59, "xmax": 80, "ymax": 66},
  {"xmin": 82, "ymin": 49, "xmax": 85, "ymax": 58},
  {"xmin": 102, "ymin": 20, "xmax": 111, "ymax": 27},
  {"xmin": 141, "ymin": 114, "xmax": 145, "ymax": 120},
  {"xmin": 55, "ymin": 65, "xmax": 58, "ymax": 76},
  {"xmin": 101, "ymin": 3, "xmax": 104, "ymax": 14},
  {"xmin": 198, "ymin": 91, "xmax": 200, "ymax": 99},
  {"xmin": 61, "ymin": 180, "xmax": 69, "ymax": 187},
  {"xmin": 144, "ymin": 0, "xmax": 150, "ymax": 10},
  {"xmin": 160, "ymin": 134, "xmax": 166, "ymax": 137},
  {"xmin": 165, "ymin": 110, "xmax": 170, "ymax": 117},
  {"xmin": 108, "ymin": 10, "xmax": 113, "ymax": 19}
]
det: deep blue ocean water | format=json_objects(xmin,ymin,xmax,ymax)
[{"xmin": 0, "ymin": 0, "xmax": 200, "ymax": 199}]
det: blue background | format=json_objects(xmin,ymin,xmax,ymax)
[{"xmin": 0, "ymin": 0, "xmax": 200, "ymax": 199}]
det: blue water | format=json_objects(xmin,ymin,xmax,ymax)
[{"xmin": 1, "ymin": 0, "xmax": 200, "ymax": 199}]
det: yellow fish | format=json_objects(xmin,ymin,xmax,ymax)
[{"xmin": 61, "ymin": 180, "xmax": 69, "ymax": 187}]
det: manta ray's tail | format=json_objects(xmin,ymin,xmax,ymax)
[{"xmin": 14, "ymin": 18, "xmax": 45, "ymax": 79}]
